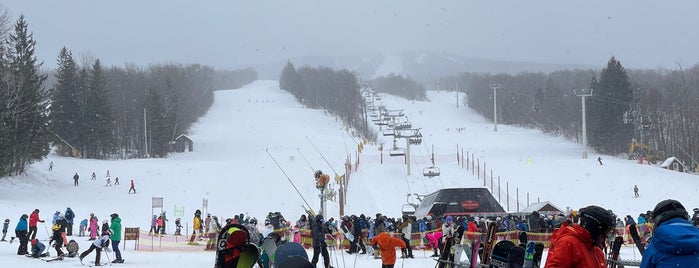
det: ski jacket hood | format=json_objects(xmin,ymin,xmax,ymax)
[
  {"xmin": 640, "ymin": 217, "xmax": 699, "ymax": 268},
  {"xmin": 15, "ymin": 216, "xmax": 28, "ymax": 231},
  {"xmin": 545, "ymin": 222, "xmax": 606, "ymax": 268}
]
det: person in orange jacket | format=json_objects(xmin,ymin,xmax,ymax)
[
  {"xmin": 545, "ymin": 205, "xmax": 615, "ymax": 268},
  {"xmin": 370, "ymin": 231, "xmax": 406, "ymax": 268}
]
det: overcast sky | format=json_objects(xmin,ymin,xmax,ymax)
[{"xmin": 2, "ymin": 1, "xmax": 699, "ymax": 70}]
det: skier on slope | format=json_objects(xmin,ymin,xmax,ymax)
[
  {"xmin": 109, "ymin": 213, "xmax": 124, "ymax": 263},
  {"xmin": 634, "ymin": 185, "xmax": 640, "ymax": 197},
  {"xmin": 89, "ymin": 214, "xmax": 99, "ymax": 240},
  {"xmin": 64, "ymin": 207, "xmax": 75, "ymax": 236},
  {"xmin": 1, "ymin": 218, "xmax": 8, "ymax": 242},
  {"xmin": 15, "ymin": 214, "xmax": 29, "ymax": 255},
  {"xmin": 309, "ymin": 214, "xmax": 333, "ymax": 268},
  {"xmin": 27, "ymin": 209, "xmax": 44, "ymax": 241}
]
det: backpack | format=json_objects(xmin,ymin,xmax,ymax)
[{"xmin": 66, "ymin": 240, "xmax": 79, "ymax": 257}]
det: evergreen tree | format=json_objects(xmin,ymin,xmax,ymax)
[
  {"xmin": 84, "ymin": 59, "xmax": 115, "ymax": 158},
  {"xmin": 49, "ymin": 47, "xmax": 81, "ymax": 156},
  {"xmin": 1, "ymin": 16, "xmax": 49, "ymax": 176},
  {"xmin": 587, "ymin": 57, "xmax": 634, "ymax": 154},
  {"xmin": 144, "ymin": 89, "xmax": 168, "ymax": 157}
]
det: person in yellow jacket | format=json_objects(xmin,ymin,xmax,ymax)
[
  {"xmin": 189, "ymin": 209, "xmax": 203, "ymax": 244},
  {"xmin": 370, "ymin": 231, "xmax": 406, "ymax": 268}
]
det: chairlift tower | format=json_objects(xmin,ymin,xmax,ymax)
[
  {"xmin": 490, "ymin": 84, "xmax": 501, "ymax": 132},
  {"xmin": 574, "ymin": 88, "xmax": 593, "ymax": 159}
]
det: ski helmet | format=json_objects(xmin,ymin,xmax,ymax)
[
  {"xmin": 314, "ymin": 170, "xmax": 323, "ymax": 178},
  {"xmin": 652, "ymin": 199, "xmax": 689, "ymax": 227},
  {"xmin": 249, "ymin": 218, "xmax": 257, "ymax": 225},
  {"xmin": 579, "ymin": 205, "xmax": 615, "ymax": 239}
]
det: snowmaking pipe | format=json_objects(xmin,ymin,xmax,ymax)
[
  {"xmin": 296, "ymin": 147, "xmax": 316, "ymax": 172},
  {"xmin": 305, "ymin": 136, "xmax": 340, "ymax": 175},
  {"xmin": 265, "ymin": 149, "xmax": 314, "ymax": 212}
]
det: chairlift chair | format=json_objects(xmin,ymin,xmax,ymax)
[
  {"xmin": 409, "ymin": 137, "xmax": 422, "ymax": 145},
  {"xmin": 401, "ymin": 204, "xmax": 416, "ymax": 216},
  {"xmin": 422, "ymin": 166, "xmax": 441, "ymax": 177},
  {"xmin": 641, "ymin": 117, "xmax": 652, "ymax": 130},
  {"xmin": 382, "ymin": 129, "xmax": 395, "ymax": 136},
  {"xmin": 389, "ymin": 147, "xmax": 406, "ymax": 156}
]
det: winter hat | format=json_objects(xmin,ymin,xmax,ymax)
[
  {"xmin": 31, "ymin": 239, "xmax": 37, "ymax": 246},
  {"xmin": 652, "ymin": 199, "xmax": 689, "ymax": 227},
  {"xmin": 316, "ymin": 214, "xmax": 324, "ymax": 223},
  {"xmin": 446, "ymin": 216, "xmax": 453, "ymax": 222},
  {"xmin": 34, "ymin": 209, "xmax": 39, "ymax": 213},
  {"xmin": 4, "ymin": 219, "xmax": 9, "ymax": 223},
  {"xmin": 579, "ymin": 205, "xmax": 615, "ymax": 239},
  {"xmin": 21, "ymin": 214, "xmax": 28, "ymax": 219},
  {"xmin": 110, "ymin": 213, "xmax": 119, "ymax": 219}
]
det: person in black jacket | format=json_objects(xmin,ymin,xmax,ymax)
[
  {"xmin": 350, "ymin": 215, "xmax": 366, "ymax": 254},
  {"xmin": 309, "ymin": 214, "xmax": 333, "ymax": 268},
  {"xmin": 50, "ymin": 215, "xmax": 68, "ymax": 257}
]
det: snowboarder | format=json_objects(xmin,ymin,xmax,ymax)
[
  {"xmin": 128, "ymin": 179, "xmax": 136, "ymax": 193},
  {"xmin": 1, "ymin": 218, "xmax": 8, "ymax": 241},
  {"xmin": 634, "ymin": 185, "xmax": 639, "ymax": 197},
  {"xmin": 641, "ymin": 199, "xmax": 699, "ymax": 267},
  {"xmin": 109, "ymin": 213, "xmax": 124, "ymax": 263},
  {"xmin": 79, "ymin": 229, "xmax": 111, "ymax": 266},
  {"xmin": 597, "ymin": 156, "xmax": 603, "ymax": 165},
  {"xmin": 73, "ymin": 173, "xmax": 79, "ymax": 186}
]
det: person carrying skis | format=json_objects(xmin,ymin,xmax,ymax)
[
  {"xmin": 640, "ymin": 199, "xmax": 699, "ymax": 268},
  {"xmin": 28, "ymin": 209, "xmax": 44, "ymax": 240},
  {"xmin": 79, "ymin": 229, "xmax": 111, "ymax": 266},
  {"xmin": 371, "ymin": 230, "xmax": 407, "ymax": 268},
  {"xmin": 545, "ymin": 205, "xmax": 615, "ymax": 268},
  {"xmin": 109, "ymin": 213, "xmax": 124, "ymax": 263},
  {"xmin": 1, "ymin": 218, "xmax": 8, "ymax": 242},
  {"xmin": 15, "ymin": 214, "xmax": 29, "ymax": 255}
]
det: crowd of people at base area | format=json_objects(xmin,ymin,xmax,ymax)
[{"xmin": 7, "ymin": 208, "xmax": 125, "ymax": 266}]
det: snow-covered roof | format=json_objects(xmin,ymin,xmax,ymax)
[
  {"xmin": 174, "ymin": 134, "xmax": 192, "ymax": 141},
  {"xmin": 660, "ymin": 156, "xmax": 684, "ymax": 168},
  {"xmin": 520, "ymin": 201, "xmax": 564, "ymax": 214}
]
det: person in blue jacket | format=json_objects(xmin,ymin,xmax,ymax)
[
  {"xmin": 640, "ymin": 199, "xmax": 699, "ymax": 268},
  {"xmin": 15, "ymin": 214, "xmax": 29, "ymax": 255}
]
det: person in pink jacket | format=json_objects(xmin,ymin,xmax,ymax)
[{"xmin": 89, "ymin": 214, "xmax": 99, "ymax": 240}]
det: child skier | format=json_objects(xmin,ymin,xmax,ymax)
[
  {"xmin": 79, "ymin": 219, "xmax": 88, "ymax": 237},
  {"xmin": 1, "ymin": 218, "xmax": 8, "ymax": 241},
  {"xmin": 30, "ymin": 239, "xmax": 48, "ymax": 258},
  {"xmin": 79, "ymin": 229, "xmax": 111, "ymax": 266},
  {"xmin": 175, "ymin": 218, "xmax": 183, "ymax": 235}
]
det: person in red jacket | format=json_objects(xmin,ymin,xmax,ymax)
[
  {"xmin": 370, "ymin": 231, "xmax": 407, "ymax": 268},
  {"xmin": 545, "ymin": 205, "xmax": 615, "ymax": 268},
  {"xmin": 28, "ymin": 209, "xmax": 45, "ymax": 240}
]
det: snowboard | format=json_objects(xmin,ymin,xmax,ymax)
[
  {"xmin": 488, "ymin": 240, "xmax": 515, "ymax": 268},
  {"xmin": 262, "ymin": 232, "xmax": 281, "ymax": 266},
  {"xmin": 608, "ymin": 236, "xmax": 624, "ymax": 268},
  {"xmin": 436, "ymin": 236, "xmax": 454, "ymax": 268},
  {"xmin": 628, "ymin": 223, "xmax": 644, "ymax": 255},
  {"xmin": 532, "ymin": 243, "xmax": 544, "ymax": 268},
  {"xmin": 508, "ymin": 245, "xmax": 525, "ymax": 268},
  {"xmin": 340, "ymin": 225, "xmax": 354, "ymax": 241},
  {"xmin": 523, "ymin": 241, "xmax": 535, "ymax": 268},
  {"xmin": 480, "ymin": 221, "xmax": 497, "ymax": 266},
  {"xmin": 237, "ymin": 244, "xmax": 261, "ymax": 268},
  {"xmin": 274, "ymin": 242, "xmax": 309, "ymax": 267},
  {"xmin": 471, "ymin": 240, "xmax": 481, "ymax": 268}
]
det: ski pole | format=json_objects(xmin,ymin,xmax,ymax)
[
  {"xmin": 42, "ymin": 222, "xmax": 51, "ymax": 240},
  {"xmin": 306, "ymin": 136, "xmax": 340, "ymax": 175},
  {"xmin": 265, "ymin": 149, "xmax": 314, "ymax": 211}
]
